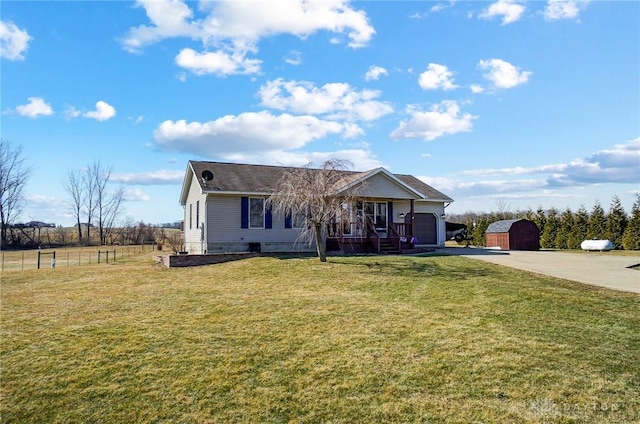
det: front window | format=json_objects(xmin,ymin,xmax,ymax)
[
  {"xmin": 338, "ymin": 201, "xmax": 387, "ymax": 237},
  {"xmin": 375, "ymin": 202, "xmax": 387, "ymax": 229},
  {"xmin": 196, "ymin": 200, "xmax": 200, "ymax": 228},
  {"xmin": 249, "ymin": 198, "xmax": 264, "ymax": 228},
  {"xmin": 292, "ymin": 208, "xmax": 306, "ymax": 229}
]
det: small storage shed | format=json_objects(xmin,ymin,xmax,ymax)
[{"xmin": 485, "ymin": 219, "xmax": 540, "ymax": 251}]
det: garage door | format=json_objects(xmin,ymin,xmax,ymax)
[{"xmin": 411, "ymin": 213, "xmax": 437, "ymax": 245}]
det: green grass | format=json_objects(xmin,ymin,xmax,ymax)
[{"xmin": 1, "ymin": 254, "xmax": 639, "ymax": 423}]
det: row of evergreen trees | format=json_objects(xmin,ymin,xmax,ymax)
[{"xmin": 448, "ymin": 194, "xmax": 640, "ymax": 250}]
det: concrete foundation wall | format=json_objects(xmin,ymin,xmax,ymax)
[{"xmin": 205, "ymin": 241, "xmax": 316, "ymax": 254}]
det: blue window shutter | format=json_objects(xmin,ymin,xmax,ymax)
[
  {"xmin": 265, "ymin": 205, "xmax": 272, "ymax": 229},
  {"xmin": 241, "ymin": 197, "xmax": 248, "ymax": 228},
  {"xmin": 284, "ymin": 212, "xmax": 292, "ymax": 229},
  {"xmin": 388, "ymin": 202, "xmax": 393, "ymax": 223}
]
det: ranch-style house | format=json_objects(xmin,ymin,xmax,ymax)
[{"xmin": 179, "ymin": 161, "xmax": 454, "ymax": 255}]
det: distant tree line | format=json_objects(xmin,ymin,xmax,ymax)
[
  {"xmin": 448, "ymin": 194, "xmax": 640, "ymax": 251},
  {"xmin": 2, "ymin": 220, "xmax": 180, "ymax": 250}
]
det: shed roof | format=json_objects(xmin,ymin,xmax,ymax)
[
  {"xmin": 181, "ymin": 161, "xmax": 453, "ymax": 205},
  {"xmin": 486, "ymin": 219, "xmax": 525, "ymax": 233}
]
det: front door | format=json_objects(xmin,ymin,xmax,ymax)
[{"xmin": 364, "ymin": 201, "xmax": 388, "ymax": 238}]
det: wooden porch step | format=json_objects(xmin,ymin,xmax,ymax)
[{"xmin": 379, "ymin": 240, "xmax": 400, "ymax": 254}]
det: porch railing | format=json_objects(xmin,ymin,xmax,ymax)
[
  {"xmin": 390, "ymin": 222, "xmax": 412, "ymax": 237},
  {"xmin": 327, "ymin": 221, "xmax": 412, "ymax": 254}
]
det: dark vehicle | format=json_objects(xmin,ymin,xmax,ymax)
[{"xmin": 446, "ymin": 221, "xmax": 469, "ymax": 243}]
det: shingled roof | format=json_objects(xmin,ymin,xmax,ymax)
[
  {"xmin": 182, "ymin": 161, "xmax": 453, "ymax": 203},
  {"xmin": 486, "ymin": 219, "xmax": 523, "ymax": 233}
]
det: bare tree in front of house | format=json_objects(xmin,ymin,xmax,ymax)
[
  {"xmin": 0, "ymin": 140, "xmax": 32, "ymax": 249},
  {"xmin": 268, "ymin": 159, "xmax": 361, "ymax": 262}
]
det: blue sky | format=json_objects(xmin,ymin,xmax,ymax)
[{"xmin": 2, "ymin": 0, "xmax": 638, "ymax": 226}]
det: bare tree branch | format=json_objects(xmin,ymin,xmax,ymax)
[
  {"xmin": 0, "ymin": 140, "xmax": 32, "ymax": 248},
  {"xmin": 64, "ymin": 169, "xmax": 84, "ymax": 243},
  {"xmin": 267, "ymin": 159, "xmax": 360, "ymax": 262}
]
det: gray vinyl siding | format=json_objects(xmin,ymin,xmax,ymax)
[
  {"xmin": 184, "ymin": 176, "xmax": 208, "ymax": 253},
  {"xmin": 356, "ymin": 174, "xmax": 416, "ymax": 199},
  {"xmin": 392, "ymin": 200, "xmax": 411, "ymax": 223},
  {"xmin": 206, "ymin": 195, "xmax": 311, "ymax": 252}
]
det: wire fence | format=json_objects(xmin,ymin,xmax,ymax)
[{"xmin": 0, "ymin": 244, "xmax": 158, "ymax": 271}]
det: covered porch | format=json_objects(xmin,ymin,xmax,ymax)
[{"xmin": 325, "ymin": 199, "xmax": 423, "ymax": 254}]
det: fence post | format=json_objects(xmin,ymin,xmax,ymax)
[{"xmin": 37, "ymin": 251, "xmax": 41, "ymax": 269}]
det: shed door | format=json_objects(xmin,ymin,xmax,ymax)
[{"xmin": 408, "ymin": 213, "xmax": 437, "ymax": 245}]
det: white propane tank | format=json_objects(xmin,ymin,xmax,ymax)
[{"xmin": 580, "ymin": 239, "xmax": 614, "ymax": 251}]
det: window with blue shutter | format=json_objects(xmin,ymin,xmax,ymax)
[
  {"xmin": 284, "ymin": 212, "xmax": 292, "ymax": 229},
  {"xmin": 241, "ymin": 197, "xmax": 249, "ymax": 228},
  {"xmin": 265, "ymin": 205, "xmax": 272, "ymax": 229}
]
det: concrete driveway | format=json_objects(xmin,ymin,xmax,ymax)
[{"xmin": 437, "ymin": 247, "xmax": 640, "ymax": 294}]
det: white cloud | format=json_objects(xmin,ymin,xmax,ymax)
[
  {"xmin": 433, "ymin": 138, "xmax": 640, "ymax": 203},
  {"xmin": 112, "ymin": 170, "xmax": 184, "ymax": 185},
  {"xmin": 390, "ymin": 101, "xmax": 477, "ymax": 141},
  {"xmin": 460, "ymin": 164, "xmax": 567, "ymax": 177},
  {"xmin": 15, "ymin": 97, "xmax": 54, "ymax": 118},
  {"xmin": 431, "ymin": 1, "xmax": 457, "ymax": 13},
  {"xmin": 226, "ymin": 149, "xmax": 385, "ymax": 171},
  {"xmin": 364, "ymin": 65, "xmax": 388, "ymax": 81},
  {"xmin": 420, "ymin": 176, "xmax": 547, "ymax": 197},
  {"xmin": 121, "ymin": 0, "xmax": 201, "ymax": 53},
  {"xmin": 122, "ymin": 0, "xmax": 375, "ymax": 76},
  {"xmin": 258, "ymin": 78, "xmax": 393, "ymax": 121},
  {"xmin": 418, "ymin": 63, "xmax": 458, "ymax": 91},
  {"xmin": 0, "ymin": 20, "xmax": 32, "ymax": 61},
  {"xmin": 478, "ymin": 58, "xmax": 531, "ymax": 89},
  {"xmin": 123, "ymin": 188, "xmax": 151, "ymax": 202},
  {"xmin": 543, "ymin": 0, "xmax": 589, "ymax": 20},
  {"xmin": 470, "ymin": 84, "xmax": 484, "ymax": 94},
  {"xmin": 65, "ymin": 106, "xmax": 81, "ymax": 119},
  {"xmin": 175, "ymin": 47, "xmax": 262, "ymax": 76},
  {"xmin": 83, "ymin": 101, "xmax": 116, "ymax": 121},
  {"xmin": 200, "ymin": 0, "xmax": 375, "ymax": 48},
  {"xmin": 284, "ymin": 50, "xmax": 302, "ymax": 66},
  {"xmin": 153, "ymin": 111, "xmax": 355, "ymax": 157},
  {"xmin": 479, "ymin": 0, "xmax": 525, "ymax": 25},
  {"xmin": 548, "ymin": 138, "xmax": 640, "ymax": 186}
]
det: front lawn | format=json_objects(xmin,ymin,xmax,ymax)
[{"xmin": 1, "ymin": 254, "xmax": 638, "ymax": 423}]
